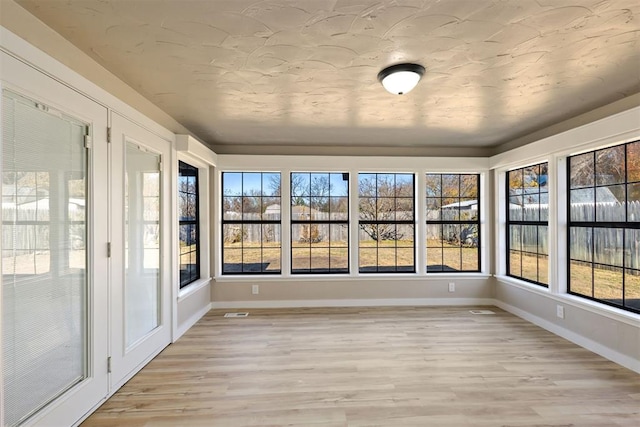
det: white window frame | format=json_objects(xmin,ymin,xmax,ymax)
[{"xmin": 215, "ymin": 155, "xmax": 490, "ymax": 281}]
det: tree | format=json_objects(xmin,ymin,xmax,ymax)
[{"xmin": 358, "ymin": 174, "xmax": 413, "ymax": 241}]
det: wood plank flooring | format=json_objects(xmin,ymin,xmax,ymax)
[{"xmin": 81, "ymin": 306, "xmax": 640, "ymax": 426}]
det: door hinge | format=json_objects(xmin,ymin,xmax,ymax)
[
  {"xmin": 84, "ymin": 134, "xmax": 92, "ymax": 149},
  {"xmin": 107, "ymin": 127, "xmax": 112, "ymax": 143},
  {"xmin": 158, "ymin": 160, "xmax": 163, "ymax": 172},
  {"xmin": 107, "ymin": 242, "xmax": 112, "ymax": 258},
  {"xmin": 107, "ymin": 356, "xmax": 112, "ymax": 373}
]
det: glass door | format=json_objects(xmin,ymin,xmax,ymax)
[
  {"xmin": 1, "ymin": 52, "xmax": 108, "ymax": 427},
  {"xmin": 109, "ymin": 114, "xmax": 171, "ymax": 389}
]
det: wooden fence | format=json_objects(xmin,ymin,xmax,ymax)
[{"xmin": 512, "ymin": 203, "xmax": 640, "ymax": 270}]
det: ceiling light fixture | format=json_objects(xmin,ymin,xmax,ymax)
[{"xmin": 377, "ymin": 63, "xmax": 425, "ymax": 95}]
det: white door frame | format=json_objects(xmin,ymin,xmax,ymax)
[
  {"xmin": 108, "ymin": 112, "xmax": 173, "ymax": 391},
  {"xmin": 1, "ymin": 50, "xmax": 109, "ymax": 427}
]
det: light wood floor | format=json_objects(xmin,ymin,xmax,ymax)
[{"xmin": 82, "ymin": 306, "xmax": 640, "ymax": 426}]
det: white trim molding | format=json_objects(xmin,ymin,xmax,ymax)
[{"xmin": 494, "ymin": 300, "xmax": 640, "ymax": 374}]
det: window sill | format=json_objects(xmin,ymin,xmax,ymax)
[
  {"xmin": 177, "ymin": 277, "xmax": 212, "ymax": 302},
  {"xmin": 214, "ymin": 272, "xmax": 491, "ymax": 283},
  {"xmin": 495, "ymin": 274, "xmax": 640, "ymax": 327}
]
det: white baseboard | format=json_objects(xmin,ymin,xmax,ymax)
[
  {"xmin": 494, "ymin": 300, "xmax": 640, "ymax": 374},
  {"xmin": 211, "ymin": 298, "xmax": 495, "ymax": 309},
  {"xmin": 175, "ymin": 302, "xmax": 212, "ymax": 341}
]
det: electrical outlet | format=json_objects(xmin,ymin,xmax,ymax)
[
  {"xmin": 556, "ymin": 305, "xmax": 564, "ymax": 319},
  {"xmin": 448, "ymin": 282, "xmax": 455, "ymax": 292},
  {"xmin": 252, "ymin": 284, "xmax": 259, "ymax": 295}
]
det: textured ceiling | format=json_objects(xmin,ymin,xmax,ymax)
[{"xmin": 15, "ymin": 0, "xmax": 640, "ymax": 154}]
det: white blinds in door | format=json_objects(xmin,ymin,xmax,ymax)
[{"xmin": 2, "ymin": 91, "xmax": 88, "ymax": 427}]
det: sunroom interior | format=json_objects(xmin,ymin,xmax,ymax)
[{"xmin": 1, "ymin": 1, "xmax": 639, "ymax": 426}]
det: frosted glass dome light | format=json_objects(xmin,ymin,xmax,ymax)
[{"xmin": 378, "ymin": 63, "xmax": 425, "ymax": 95}]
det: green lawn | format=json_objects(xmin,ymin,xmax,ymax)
[{"xmin": 223, "ymin": 239, "xmax": 478, "ymax": 271}]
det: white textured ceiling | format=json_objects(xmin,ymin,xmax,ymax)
[{"xmin": 15, "ymin": 0, "xmax": 640, "ymax": 154}]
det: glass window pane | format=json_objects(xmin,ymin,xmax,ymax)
[
  {"xmin": 125, "ymin": 144, "xmax": 160, "ymax": 347},
  {"xmin": 291, "ymin": 173, "xmax": 310, "ymax": 198},
  {"xmin": 443, "ymin": 248, "xmax": 461, "ymax": 271},
  {"xmin": 425, "ymin": 174, "xmax": 441, "ymax": 197},
  {"xmin": 396, "ymin": 198, "xmax": 414, "ymax": 221},
  {"xmin": 521, "ymin": 252, "xmax": 538, "ymax": 282},
  {"xmin": 594, "ymin": 266, "xmax": 623, "ymax": 304},
  {"xmin": 330, "ymin": 173, "xmax": 349, "ymax": 196},
  {"xmin": 241, "ymin": 249, "xmax": 261, "ymax": 272},
  {"xmin": 427, "ymin": 224, "xmax": 442, "ymax": 246},
  {"xmin": 624, "ymin": 269, "xmax": 640, "ymax": 311},
  {"xmin": 571, "ymin": 188, "xmax": 595, "ymax": 222},
  {"xmin": 292, "ymin": 248, "xmax": 310, "ymax": 271},
  {"xmin": 358, "ymin": 197, "xmax": 376, "ymax": 221},
  {"xmin": 263, "ymin": 173, "xmax": 280, "ymax": 196},
  {"xmin": 396, "ymin": 248, "xmax": 414, "ymax": 272},
  {"xmin": 523, "ymin": 194, "xmax": 539, "ymax": 221},
  {"xmin": 459, "ymin": 198, "xmax": 478, "ymax": 220},
  {"xmin": 442, "ymin": 174, "xmax": 459, "ymax": 196},
  {"xmin": 329, "ymin": 224, "xmax": 348, "ymax": 247},
  {"xmin": 595, "ymin": 185, "xmax": 624, "ymax": 222},
  {"xmin": 222, "ymin": 249, "xmax": 242, "ymax": 273},
  {"xmin": 243, "ymin": 173, "xmax": 262, "ymax": 195},
  {"xmin": 427, "ymin": 247, "xmax": 443, "ymax": 271},
  {"xmin": 426, "ymin": 197, "xmax": 441, "ymax": 220},
  {"xmin": 223, "ymin": 196, "xmax": 242, "ymax": 220},
  {"xmin": 223, "ymin": 172, "xmax": 242, "ymax": 196},
  {"xmin": 329, "ymin": 197, "xmax": 348, "ymax": 220},
  {"xmin": 538, "ymin": 254, "xmax": 549, "ymax": 285},
  {"xmin": 310, "ymin": 196, "xmax": 328, "ymax": 216},
  {"xmin": 570, "ymin": 260, "xmax": 592, "ymax": 297},
  {"xmin": 570, "ymin": 227, "xmax": 592, "ymax": 262},
  {"xmin": 377, "ymin": 248, "xmax": 397, "ymax": 271},
  {"xmin": 310, "ymin": 173, "xmax": 330, "ymax": 197},
  {"xmin": 627, "ymin": 183, "xmax": 640, "ymax": 221},
  {"xmin": 509, "ymin": 250, "xmax": 522, "ymax": 277},
  {"xmin": 460, "ymin": 175, "xmax": 478, "ymax": 197},
  {"xmin": 329, "ymin": 248, "xmax": 348, "ymax": 272},
  {"xmin": 395, "ymin": 174, "xmax": 413, "ymax": 197},
  {"xmin": 593, "ymin": 228, "xmax": 623, "ymax": 267},
  {"xmin": 627, "ymin": 141, "xmax": 640, "ymax": 182},
  {"xmin": 461, "ymin": 247, "xmax": 478, "ymax": 271},
  {"xmin": 596, "ymin": 145, "xmax": 625, "ymax": 185},
  {"xmin": 358, "ymin": 174, "xmax": 376, "ymax": 197},
  {"xmin": 310, "ymin": 248, "xmax": 330, "ymax": 271},
  {"xmin": 376, "ymin": 197, "xmax": 395, "ymax": 220},
  {"xmin": 570, "ymin": 152, "xmax": 594, "ymax": 188},
  {"xmin": 359, "ymin": 247, "xmax": 377, "ymax": 272}
]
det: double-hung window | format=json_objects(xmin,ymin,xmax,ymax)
[
  {"xmin": 358, "ymin": 173, "xmax": 415, "ymax": 273},
  {"xmin": 222, "ymin": 172, "xmax": 281, "ymax": 274},
  {"xmin": 178, "ymin": 161, "xmax": 200, "ymax": 287},
  {"xmin": 506, "ymin": 163, "xmax": 549, "ymax": 286},
  {"xmin": 425, "ymin": 174, "xmax": 480, "ymax": 272},
  {"xmin": 568, "ymin": 141, "xmax": 640, "ymax": 313},
  {"xmin": 291, "ymin": 173, "xmax": 349, "ymax": 273}
]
